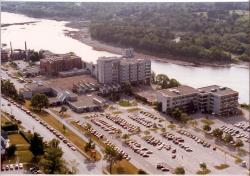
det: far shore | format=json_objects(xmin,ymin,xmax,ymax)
[
  {"xmin": 64, "ymin": 22, "xmax": 249, "ymax": 69},
  {"xmin": 2, "ymin": 11, "xmax": 249, "ymax": 69}
]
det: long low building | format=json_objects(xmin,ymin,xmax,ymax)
[
  {"xmin": 157, "ymin": 85, "xmax": 239, "ymax": 116},
  {"xmin": 67, "ymin": 95, "xmax": 106, "ymax": 113}
]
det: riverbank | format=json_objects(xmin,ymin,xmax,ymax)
[{"xmin": 64, "ymin": 21, "xmax": 249, "ymax": 68}]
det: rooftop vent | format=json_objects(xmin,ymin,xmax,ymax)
[
  {"xmin": 219, "ymin": 87, "xmax": 226, "ymax": 90},
  {"xmin": 211, "ymin": 88, "xmax": 217, "ymax": 92}
]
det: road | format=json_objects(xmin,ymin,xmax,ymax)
[
  {"xmin": 1, "ymin": 98, "xmax": 103, "ymax": 174},
  {"xmin": 1, "ymin": 68, "xmax": 25, "ymax": 90}
]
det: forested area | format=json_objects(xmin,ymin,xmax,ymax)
[{"xmin": 2, "ymin": 2, "xmax": 249, "ymax": 62}]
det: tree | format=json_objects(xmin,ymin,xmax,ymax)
[
  {"xmin": 138, "ymin": 169, "xmax": 147, "ymax": 174},
  {"xmin": 62, "ymin": 124, "xmax": 67, "ymax": 133},
  {"xmin": 212, "ymin": 128, "xmax": 223, "ymax": 139},
  {"xmin": 156, "ymin": 74, "xmax": 170, "ymax": 88},
  {"xmin": 59, "ymin": 106, "xmax": 67, "ymax": 114},
  {"xmin": 84, "ymin": 138, "xmax": 94, "ymax": 152},
  {"xmin": 180, "ymin": 113, "xmax": 190, "ymax": 123},
  {"xmin": 6, "ymin": 144, "xmax": 16, "ymax": 158},
  {"xmin": 151, "ymin": 71, "xmax": 156, "ymax": 84},
  {"xmin": 169, "ymin": 78, "xmax": 180, "ymax": 88},
  {"xmin": 235, "ymin": 139, "xmax": 244, "ymax": 147},
  {"xmin": 1, "ymin": 80, "xmax": 18, "ymax": 99},
  {"xmin": 39, "ymin": 139, "xmax": 68, "ymax": 174},
  {"xmin": 203, "ymin": 124, "xmax": 211, "ymax": 131},
  {"xmin": 31, "ymin": 93, "xmax": 49, "ymax": 111},
  {"xmin": 200, "ymin": 162, "xmax": 207, "ymax": 170},
  {"xmin": 224, "ymin": 133, "xmax": 233, "ymax": 143},
  {"xmin": 85, "ymin": 123, "xmax": 92, "ymax": 130},
  {"xmin": 104, "ymin": 146, "xmax": 123, "ymax": 174},
  {"xmin": 170, "ymin": 108, "xmax": 182, "ymax": 120},
  {"xmin": 29, "ymin": 51, "xmax": 40, "ymax": 62},
  {"xmin": 122, "ymin": 134, "xmax": 129, "ymax": 140},
  {"xmin": 174, "ymin": 167, "xmax": 185, "ymax": 174},
  {"xmin": 123, "ymin": 81, "xmax": 132, "ymax": 95},
  {"xmin": 29, "ymin": 132, "xmax": 44, "ymax": 159}
]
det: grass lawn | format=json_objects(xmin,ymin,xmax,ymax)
[
  {"xmin": 201, "ymin": 119, "xmax": 215, "ymax": 126},
  {"xmin": 50, "ymin": 109, "xmax": 70, "ymax": 119},
  {"xmin": 127, "ymin": 107, "xmax": 140, "ymax": 113},
  {"xmin": 24, "ymin": 100, "xmax": 101, "ymax": 161},
  {"xmin": 196, "ymin": 168, "xmax": 211, "ymax": 175},
  {"xmin": 110, "ymin": 159, "xmax": 139, "ymax": 174},
  {"xmin": 1, "ymin": 114, "xmax": 11, "ymax": 124},
  {"xmin": 112, "ymin": 111, "xmax": 122, "ymax": 115},
  {"xmin": 167, "ymin": 124, "xmax": 176, "ymax": 129},
  {"xmin": 235, "ymin": 157, "xmax": 243, "ymax": 163},
  {"xmin": 8, "ymin": 134, "xmax": 29, "ymax": 146},
  {"xmin": 3, "ymin": 150, "xmax": 33, "ymax": 164},
  {"xmin": 3, "ymin": 134, "xmax": 33, "ymax": 164},
  {"xmin": 214, "ymin": 164, "xmax": 229, "ymax": 170},
  {"xmin": 119, "ymin": 100, "xmax": 131, "ymax": 107}
]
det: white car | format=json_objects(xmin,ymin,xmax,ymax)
[
  {"xmin": 241, "ymin": 161, "xmax": 247, "ymax": 168},
  {"xmin": 19, "ymin": 163, "xmax": 23, "ymax": 169},
  {"xmin": 9, "ymin": 164, "xmax": 14, "ymax": 170}
]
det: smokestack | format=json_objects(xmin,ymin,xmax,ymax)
[
  {"xmin": 10, "ymin": 42, "xmax": 13, "ymax": 60},
  {"xmin": 10, "ymin": 42, "xmax": 13, "ymax": 54},
  {"xmin": 25, "ymin": 41, "xmax": 27, "ymax": 60}
]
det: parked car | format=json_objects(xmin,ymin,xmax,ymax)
[{"xmin": 19, "ymin": 163, "xmax": 23, "ymax": 169}]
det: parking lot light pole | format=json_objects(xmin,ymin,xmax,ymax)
[{"xmin": 224, "ymin": 152, "xmax": 227, "ymax": 164}]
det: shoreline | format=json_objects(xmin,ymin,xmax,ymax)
[
  {"xmin": 2, "ymin": 11, "xmax": 249, "ymax": 69},
  {"xmin": 64, "ymin": 22, "xmax": 249, "ymax": 69}
]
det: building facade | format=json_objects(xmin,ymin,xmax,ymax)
[
  {"xmin": 97, "ymin": 56, "xmax": 151, "ymax": 85},
  {"xmin": 197, "ymin": 85, "xmax": 239, "ymax": 116},
  {"xmin": 157, "ymin": 85, "xmax": 199, "ymax": 113},
  {"xmin": 40, "ymin": 53, "xmax": 82, "ymax": 76},
  {"xmin": 157, "ymin": 85, "xmax": 239, "ymax": 116}
]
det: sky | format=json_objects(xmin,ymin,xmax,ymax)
[{"xmin": 2, "ymin": 0, "xmax": 248, "ymax": 2}]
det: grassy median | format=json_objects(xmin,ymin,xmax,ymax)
[{"xmin": 71, "ymin": 121, "xmax": 139, "ymax": 174}]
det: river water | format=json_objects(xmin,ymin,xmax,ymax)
[{"xmin": 1, "ymin": 12, "xmax": 249, "ymax": 103}]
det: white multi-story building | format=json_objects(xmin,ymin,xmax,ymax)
[
  {"xmin": 197, "ymin": 85, "xmax": 239, "ymax": 116},
  {"xmin": 157, "ymin": 85, "xmax": 199, "ymax": 113},
  {"xmin": 157, "ymin": 85, "xmax": 239, "ymax": 116},
  {"xmin": 97, "ymin": 56, "xmax": 151, "ymax": 85},
  {"xmin": 97, "ymin": 57, "xmax": 120, "ymax": 84}
]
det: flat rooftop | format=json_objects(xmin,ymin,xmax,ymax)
[
  {"xmin": 23, "ymin": 81, "xmax": 50, "ymax": 91},
  {"xmin": 198, "ymin": 85, "xmax": 238, "ymax": 96},
  {"xmin": 68, "ymin": 94, "xmax": 105, "ymax": 108},
  {"xmin": 159, "ymin": 85, "xmax": 199, "ymax": 97},
  {"xmin": 40, "ymin": 52, "xmax": 81, "ymax": 62},
  {"xmin": 45, "ymin": 75, "xmax": 98, "ymax": 90},
  {"xmin": 133, "ymin": 86, "xmax": 157, "ymax": 103}
]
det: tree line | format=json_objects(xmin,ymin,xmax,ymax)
[{"xmin": 3, "ymin": 2, "xmax": 249, "ymax": 62}]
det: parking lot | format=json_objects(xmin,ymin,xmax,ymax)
[
  {"xmin": 68, "ymin": 108, "xmax": 248, "ymax": 175},
  {"xmin": 211, "ymin": 118, "xmax": 250, "ymax": 152},
  {"xmin": 46, "ymin": 100, "xmax": 250, "ymax": 175}
]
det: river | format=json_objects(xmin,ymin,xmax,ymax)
[{"xmin": 1, "ymin": 12, "xmax": 249, "ymax": 104}]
